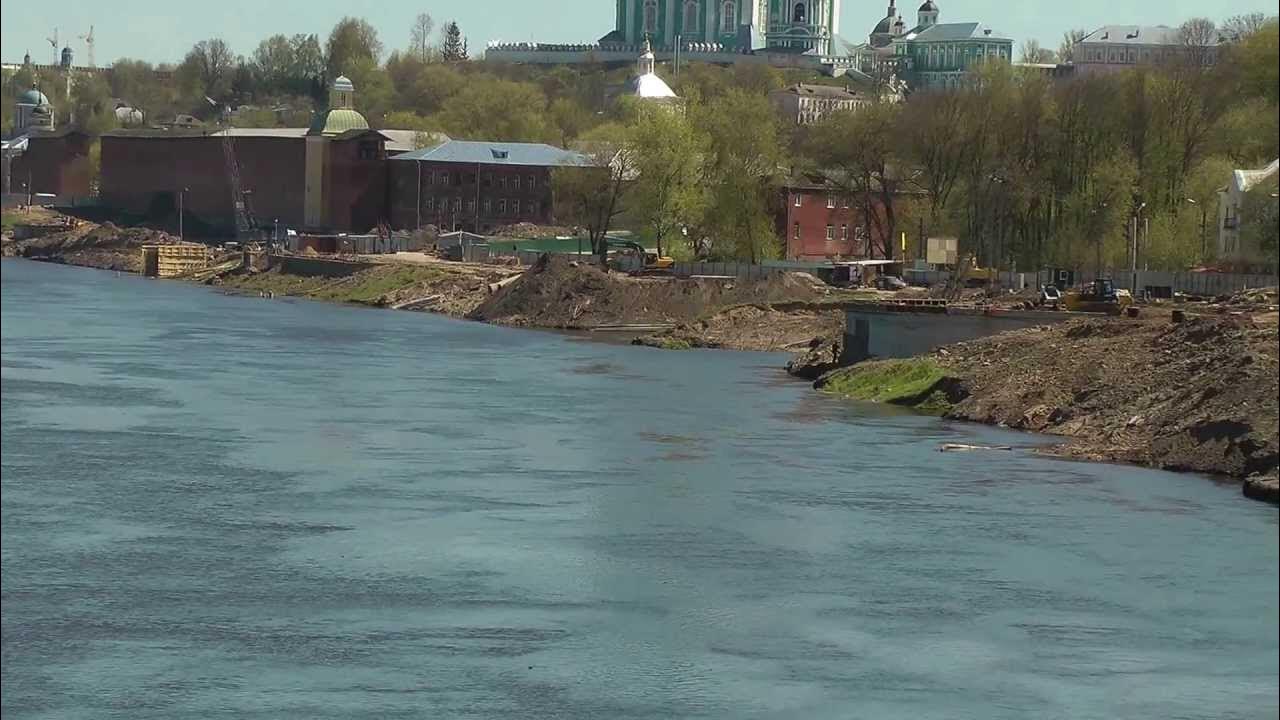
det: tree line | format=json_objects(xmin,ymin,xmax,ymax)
[{"xmin": 557, "ymin": 16, "xmax": 1278, "ymax": 271}]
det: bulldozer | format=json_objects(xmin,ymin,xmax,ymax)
[
  {"xmin": 1064, "ymin": 278, "xmax": 1133, "ymax": 314},
  {"xmin": 607, "ymin": 240, "xmax": 674, "ymax": 275}
]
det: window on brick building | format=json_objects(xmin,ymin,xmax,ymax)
[
  {"xmin": 425, "ymin": 171, "xmax": 433, "ymax": 186},
  {"xmin": 499, "ymin": 176, "xmax": 507, "ymax": 189},
  {"xmin": 793, "ymin": 223, "xmax": 801, "ymax": 240},
  {"xmin": 512, "ymin": 175, "xmax": 520, "ymax": 190},
  {"xmin": 794, "ymin": 194, "xmax": 802, "ymax": 207},
  {"xmin": 841, "ymin": 196, "xmax": 849, "ymax": 208},
  {"xmin": 452, "ymin": 197, "xmax": 461, "ymax": 212},
  {"xmin": 498, "ymin": 199, "xmax": 506, "ymax": 214},
  {"xmin": 840, "ymin": 224, "xmax": 847, "ymax": 240},
  {"xmin": 483, "ymin": 198, "xmax": 491, "ymax": 213},
  {"xmin": 466, "ymin": 199, "xmax": 475, "ymax": 213},
  {"xmin": 425, "ymin": 196, "xmax": 434, "ymax": 211},
  {"xmin": 483, "ymin": 174, "xmax": 492, "ymax": 187},
  {"xmin": 527, "ymin": 174, "xmax": 536, "ymax": 190},
  {"xmin": 827, "ymin": 195, "xmax": 835, "ymax": 208},
  {"xmin": 439, "ymin": 172, "xmax": 449, "ymax": 185},
  {"xmin": 826, "ymin": 225, "xmax": 834, "ymax": 241}
]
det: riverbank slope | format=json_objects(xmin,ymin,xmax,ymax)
[{"xmin": 816, "ymin": 311, "xmax": 1280, "ymax": 501}]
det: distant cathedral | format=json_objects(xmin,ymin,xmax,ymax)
[{"xmin": 602, "ymin": 0, "xmax": 842, "ymax": 55}]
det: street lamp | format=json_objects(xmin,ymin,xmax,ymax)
[{"xmin": 1185, "ymin": 197, "xmax": 1208, "ymax": 261}]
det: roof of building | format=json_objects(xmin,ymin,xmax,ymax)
[
  {"xmin": 775, "ymin": 83, "xmax": 861, "ymax": 99},
  {"xmin": 872, "ymin": 15, "xmax": 895, "ymax": 34},
  {"xmin": 392, "ymin": 140, "xmax": 589, "ymax": 167},
  {"xmin": 918, "ymin": 0, "xmax": 938, "ymax": 10},
  {"xmin": 379, "ymin": 129, "xmax": 450, "ymax": 154},
  {"xmin": 19, "ymin": 87, "xmax": 50, "ymax": 106},
  {"xmin": 1080, "ymin": 25, "xmax": 1186, "ymax": 46},
  {"xmin": 1233, "ymin": 159, "xmax": 1279, "ymax": 194},
  {"xmin": 308, "ymin": 107, "xmax": 369, "ymax": 136},
  {"xmin": 212, "ymin": 128, "xmax": 309, "ymax": 138},
  {"xmin": 629, "ymin": 72, "xmax": 678, "ymax": 99},
  {"xmin": 904, "ymin": 22, "xmax": 1010, "ymax": 42},
  {"xmin": 332, "ymin": 75, "xmax": 355, "ymax": 92}
]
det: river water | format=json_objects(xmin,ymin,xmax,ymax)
[{"xmin": 2, "ymin": 259, "xmax": 1277, "ymax": 719}]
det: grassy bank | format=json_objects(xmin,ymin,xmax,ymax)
[{"xmin": 816, "ymin": 358, "xmax": 957, "ymax": 415}]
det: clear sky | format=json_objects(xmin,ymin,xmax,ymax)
[{"xmin": 2, "ymin": 0, "xmax": 1272, "ymax": 67}]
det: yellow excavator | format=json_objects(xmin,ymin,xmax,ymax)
[
  {"xmin": 607, "ymin": 240, "xmax": 674, "ymax": 275},
  {"xmin": 1064, "ymin": 278, "xmax": 1133, "ymax": 314}
]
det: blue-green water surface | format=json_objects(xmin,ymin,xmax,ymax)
[{"xmin": 2, "ymin": 259, "xmax": 1276, "ymax": 719}]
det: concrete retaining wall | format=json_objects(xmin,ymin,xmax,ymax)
[{"xmin": 844, "ymin": 309, "xmax": 1072, "ymax": 363}]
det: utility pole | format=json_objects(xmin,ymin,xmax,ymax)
[{"xmin": 415, "ymin": 160, "xmax": 422, "ymax": 231}]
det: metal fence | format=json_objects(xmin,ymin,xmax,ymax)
[{"xmin": 903, "ymin": 268, "xmax": 1277, "ymax": 296}]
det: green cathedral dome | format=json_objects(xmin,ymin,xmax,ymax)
[{"xmin": 308, "ymin": 107, "xmax": 369, "ymax": 136}]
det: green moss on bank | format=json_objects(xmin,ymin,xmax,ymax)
[{"xmin": 819, "ymin": 358, "xmax": 955, "ymax": 415}]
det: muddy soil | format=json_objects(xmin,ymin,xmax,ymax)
[
  {"xmin": 634, "ymin": 304, "xmax": 845, "ymax": 352},
  {"xmin": 3, "ymin": 222, "xmax": 180, "ymax": 273},
  {"xmin": 931, "ymin": 312, "xmax": 1279, "ymax": 487},
  {"xmin": 467, "ymin": 255, "xmax": 830, "ymax": 329}
]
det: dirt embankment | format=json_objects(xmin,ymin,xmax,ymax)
[
  {"xmin": 817, "ymin": 311, "xmax": 1280, "ymax": 500},
  {"xmin": 2, "ymin": 222, "xmax": 179, "ymax": 273},
  {"xmin": 217, "ymin": 262, "xmax": 518, "ymax": 316},
  {"xmin": 469, "ymin": 255, "xmax": 839, "ymax": 350}
]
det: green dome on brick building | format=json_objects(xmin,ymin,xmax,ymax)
[{"xmin": 307, "ymin": 75, "xmax": 369, "ymax": 137}]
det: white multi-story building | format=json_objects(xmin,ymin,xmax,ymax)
[{"xmin": 1073, "ymin": 25, "xmax": 1220, "ymax": 74}]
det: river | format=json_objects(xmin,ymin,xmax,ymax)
[{"xmin": 2, "ymin": 259, "xmax": 1277, "ymax": 719}]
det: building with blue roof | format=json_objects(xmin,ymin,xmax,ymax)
[{"xmin": 389, "ymin": 140, "xmax": 590, "ymax": 232}]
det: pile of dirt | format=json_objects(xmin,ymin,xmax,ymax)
[
  {"xmin": 634, "ymin": 304, "xmax": 845, "ymax": 352},
  {"xmin": 930, "ymin": 312, "xmax": 1279, "ymax": 490},
  {"xmin": 4, "ymin": 221, "xmax": 180, "ymax": 272},
  {"xmin": 468, "ymin": 255, "xmax": 828, "ymax": 329}
]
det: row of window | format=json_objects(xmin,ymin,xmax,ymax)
[
  {"xmin": 792, "ymin": 223, "xmax": 855, "ymax": 242},
  {"xmin": 1080, "ymin": 46, "xmax": 1213, "ymax": 65},
  {"xmin": 423, "ymin": 171, "xmax": 538, "ymax": 191},
  {"xmin": 646, "ymin": 0, "xmax": 739, "ymax": 35},
  {"xmin": 902, "ymin": 42, "xmax": 1010, "ymax": 71},
  {"xmin": 793, "ymin": 193, "xmax": 852, "ymax": 209},
  {"xmin": 422, "ymin": 196, "xmax": 542, "ymax": 216}
]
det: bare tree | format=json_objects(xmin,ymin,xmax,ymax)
[
  {"xmin": 408, "ymin": 13, "xmax": 436, "ymax": 62},
  {"xmin": 1019, "ymin": 39, "xmax": 1056, "ymax": 64},
  {"xmin": 1178, "ymin": 18, "xmax": 1219, "ymax": 67},
  {"xmin": 1057, "ymin": 29, "xmax": 1087, "ymax": 63},
  {"xmin": 1221, "ymin": 12, "xmax": 1270, "ymax": 41}
]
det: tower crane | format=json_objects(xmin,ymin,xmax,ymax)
[
  {"xmin": 46, "ymin": 28, "xmax": 59, "ymax": 64},
  {"xmin": 79, "ymin": 26, "xmax": 95, "ymax": 68}
]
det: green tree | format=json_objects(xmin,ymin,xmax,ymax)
[
  {"xmin": 695, "ymin": 89, "xmax": 784, "ymax": 262},
  {"xmin": 177, "ymin": 38, "xmax": 234, "ymax": 101},
  {"xmin": 431, "ymin": 79, "xmax": 550, "ymax": 142},
  {"xmin": 1057, "ymin": 29, "xmax": 1087, "ymax": 63},
  {"xmin": 548, "ymin": 97, "xmax": 593, "ymax": 146},
  {"xmin": 252, "ymin": 35, "xmax": 295, "ymax": 94},
  {"xmin": 628, "ymin": 107, "xmax": 707, "ymax": 256},
  {"xmin": 1019, "ymin": 40, "xmax": 1055, "ymax": 64},
  {"xmin": 345, "ymin": 56, "xmax": 395, "ymax": 125},
  {"xmin": 552, "ymin": 123, "xmax": 634, "ymax": 267},
  {"xmin": 70, "ymin": 74, "xmax": 117, "ymax": 134},
  {"xmin": 441, "ymin": 21, "xmax": 468, "ymax": 63},
  {"xmin": 326, "ymin": 17, "xmax": 383, "ymax": 80}
]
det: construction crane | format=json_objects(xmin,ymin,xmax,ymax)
[
  {"xmin": 221, "ymin": 129, "xmax": 257, "ymax": 239},
  {"xmin": 46, "ymin": 28, "xmax": 58, "ymax": 64},
  {"xmin": 79, "ymin": 26, "xmax": 95, "ymax": 68}
]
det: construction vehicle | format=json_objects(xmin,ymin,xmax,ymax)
[
  {"xmin": 1064, "ymin": 278, "xmax": 1133, "ymax": 314},
  {"xmin": 606, "ymin": 240, "xmax": 674, "ymax": 275},
  {"xmin": 1038, "ymin": 284, "xmax": 1062, "ymax": 310}
]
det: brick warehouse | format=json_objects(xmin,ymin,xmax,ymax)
[
  {"xmin": 9, "ymin": 127, "xmax": 93, "ymax": 198},
  {"xmin": 387, "ymin": 141, "xmax": 588, "ymax": 233},
  {"xmin": 100, "ymin": 127, "xmax": 393, "ymax": 235}
]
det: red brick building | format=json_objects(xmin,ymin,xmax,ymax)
[
  {"xmin": 388, "ymin": 141, "xmax": 588, "ymax": 232},
  {"xmin": 9, "ymin": 128, "xmax": 93, "ymax": 198},
  {"xmin": 99, "ymin": 127, "xmax": 391, "ymax": 234},
  {"xmin": 779, "ymin": 178, "xmax": 889, "ymax": 261}
]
